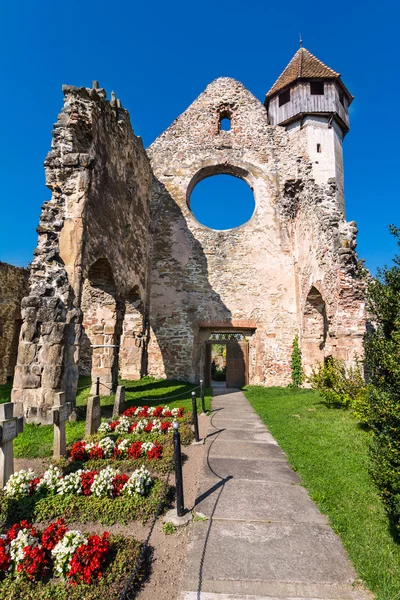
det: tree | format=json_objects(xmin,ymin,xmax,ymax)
[
  {"xmin": 291, "ymin": 334, "xmax": 304, "ymax": 387},
  {"xmin": 364, "ymin": 225, "xmax": 400, "ymax": 531}
]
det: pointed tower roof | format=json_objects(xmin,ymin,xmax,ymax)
[{"xmin": 266, "ymin": 47, "xmax": 352, "ymax": 100}]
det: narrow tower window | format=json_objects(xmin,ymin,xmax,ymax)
[
  {"xmin": 279, "ymin": 89, "xmax": 290, "ymax": 106},
  {"xmin": 317, "ymin": 144, "xmax": 322, "ymax": 153},
  {"xmin": 310, "ymin": 81, "xmax": 324, "ymax": 95},
  {"xmin": 218, "ymin": 111, "xmax": 232, "ymax": 132}
]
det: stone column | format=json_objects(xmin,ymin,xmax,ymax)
[{"xmin": 52, "ymin": 392, "xmax": 71, "ymax": 460}]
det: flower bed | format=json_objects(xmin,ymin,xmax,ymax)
[
  {"xmin": 4, "ymin": 465, "xmax": 153, "ymax": 500},
  {"xmin": 0, "ymin": 529, "xmax": 141, "ymax": 599},
  {"xmin": 0, "ymin": 519, "xmax": 109, "ymax": 585},
  {"xmin": 70, "ymin": 438, "xmax": 163, "ymax": 462}
]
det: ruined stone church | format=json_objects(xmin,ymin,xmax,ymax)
[{"xmin": 5, "ymin": 47, "xmax": 365, "ymax": 422}]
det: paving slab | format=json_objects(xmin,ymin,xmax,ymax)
[
  {"xmin": 179, "ymin": 389, "xmax": 371, "ymax": 600},
  {"xmin": 202, "ymin": 456, "xmax": 302, "ymax": 484},
  {"xmin": 206, "ymin": 440, "xmax": 286, "ymax": 460},
  {"xmin": 195, "ymin": 478, "xmax": 327, "ymax": 524}
]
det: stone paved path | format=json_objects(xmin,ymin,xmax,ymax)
[{"xmin": 179, "ymin": 388, "xmax": 371, "ymax": 600}]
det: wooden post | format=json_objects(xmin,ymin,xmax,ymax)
[
  {"xmin": 112, "ymin": 386, "xmax": 126, "ymax": 418},
  {"xmin": 86, "ymin": 395, "xmax": 101, "ymax": 436},
  {"xmin": 0, "ymin": 403, "xmax": 23, "ymax": 487},
  {"xmin": 52, "ymin": 392, "xmax": 71, "ymax": 460}
]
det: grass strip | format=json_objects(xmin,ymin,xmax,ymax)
[{"xmin": 243, "ymin": 385, "xmax": 400, "ymax": 600}]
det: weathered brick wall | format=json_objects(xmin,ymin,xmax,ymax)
[
  {"xmin": 12, "ymin": 85, "xmax": 152, "ymax": 421},
  {"xmin": 0, "ymin": 263, "xmax": 29, "ymax": 385},
  {"xmin": 147, "ymin": 77, "xmax": 365, "ymax": 385}
]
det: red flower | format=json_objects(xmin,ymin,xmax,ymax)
[
  {"xmin": 67, "ymin": 533, "xmax": 110, "ymax": 585},
  {"xmin": 109, "ymin": 421, "xmax": 119, "ymax": 431},
  {"xmin": 123, "ymin": 407, "xmax": 137, "ymax": 417},
  {"xmin": 111, "ymin": 474, "xmax": 129, "ymax": 496},
  {"xmin": 163, "ymin": 410, "xmax": 173, "ymax": 417},
  {"xmin": 177, "ymin": 407, "xmax": 185, "ymax": 418},
  {"xmin": 80, "ymin": 471, "xmax": 98, "ymax": 496},
  {"xmin": 88, "ymin": 445, "xmax": 104, "ymax": 460},
  {"xmin": 138, "ymin": 406, "xmax": 149, "ymax": 418},
  {"xmin": 129, "ymin": 423, "xmax": 138, "ymax": 433},
  {"xmin": 70, "ymin": 441, "xmax": 88, "ymax": 462},
  {"xmin": 153, "ymin": 406, "xmax": 163, "ymax": 417},
  {"xmin": 127, "ymin": 442, "xmax": 143, "ymax": 459},
  {"xmin": 0, "ymin": 540, "xmax": 10, "ymax": 573},
  {"xmin": 146, "ymin": 443, "xmax": 162, "ymax": 460},
  {"xmin": 144, "ymin": 422, "xmax": 153, "ymax": 433},
  {"xmin": 160, "ymin": 421, "xmax": 171, "ymax": 433},
  {"xmin": 6, "ymin": 521, "xmax": 36, "ymax": 543},
  {"xmin": 29, "ymin": 477, "xmax": 41, "ymax": 495},
  {"xmin": 17, "ymin": 545, "xmax": 49, "ymax": 581},
  {"xmin": 41, "ymin": 518, "xmax": 67, "ymax": 551}
]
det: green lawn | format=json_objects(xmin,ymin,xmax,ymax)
[
  {"xmin": 13, "ymin": 376, "xmax": 211, "ymax": 459},
  {"xmin": 243, "ymin": 386, "xmax": 400, "ymax": 600}
]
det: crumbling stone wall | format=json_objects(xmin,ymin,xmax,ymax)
[
  {"xmin": 12, "ymin": 85, "xmax": 152, "ymax": 421},
  {"xmin": 0, "ymin": 263, "xmax": 29, "ymax": 385},
  {"xmin": 147, "ymin": 77, "xmax": 365, "ymax": 385}
]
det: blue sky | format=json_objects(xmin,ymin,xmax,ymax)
[{"xmin": 0, "ymin": 0, "xmax": 398, "ymax": 274}]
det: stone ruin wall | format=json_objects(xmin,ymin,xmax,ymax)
[
  {"xmin": 11, "ymin": 85, "xmax": 152, "ymax": 422},
  {"xmin": 0, "ymin": 263, "xmax": 29, "ymax": 385},
  {"xmin": 147, "ymin": 77, "xmax": 365, "ymax": 385}
]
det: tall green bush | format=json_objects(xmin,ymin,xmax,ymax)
[
  {"xmin": 309, "ymin": 356, "xmax": 367, "ymax": 408},
  {"xmin": 364, "ymin": 225, "xmax": 400, "ymax": 530},
  {"xmin": 290, "ymin": 334, "xmax": 303, "ymax": 387}
]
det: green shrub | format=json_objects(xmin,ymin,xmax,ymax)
[
  {"xmin": 309, "ymin": 356, "xmax": 367, "ymax": 408},
  {"xmin": 290, "ymin": 334, "xmax": 304, "ymax": 388}
]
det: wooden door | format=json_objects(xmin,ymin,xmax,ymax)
[{"xmin": 226, "ymin": 341, "xmax": 248, "ymax": 388}]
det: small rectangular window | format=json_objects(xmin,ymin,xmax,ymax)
[
  {"xmin": 339, "ymin": 91, "xmax": 344, "ymax": 106},
  {"xmin": 317, "ymin": 144, "xmax": 322, "ymax": 153},
  {"xmin": 279, "ymin": 89, "xmax": 290, "ymax": 107},
  {"xmin": 310, "ymin": 81, "xmax": 324, "ymax": 95}
]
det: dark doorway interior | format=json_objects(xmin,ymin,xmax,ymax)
[{"xmin": 205, "ymin": 333, "xmax": 249, "ymax": 388}]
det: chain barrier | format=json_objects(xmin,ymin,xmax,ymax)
[
  {"xmin": 119, "ymin": 439, "xmax": 175, "ymax": 600},
  {"xmin": 139, "ymin": 384, "xmax": 200, "ymax": 403}
]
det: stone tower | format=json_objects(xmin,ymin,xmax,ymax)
[{"xmin": 265, "ymin": 47, "xmax": 353, "ymax": 214}]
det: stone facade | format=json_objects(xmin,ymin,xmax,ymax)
[
  {"xmin": 0, "ymin": 263, "xmax": 29, "ymax": 385},
  {"xmin": 147, "ymin": 77, "xmax": 365, "ymax": 385},
  {"xmin": 9, "ymin": 48, "xmax": 366, "ymax": 420}
]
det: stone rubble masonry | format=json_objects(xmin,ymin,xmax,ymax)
[
  {"xmin": 11, "ymin": 84, "xmax": 153, "ymax": 422},
  {"xmin": 0, "ymin": 263, "xmax": 29, "ymax": 385},
  {"xmin": 147, "ymin": 77, "xmax": 365, "ymax": 384},
  {"xmin": 9, "ymin": 74, "xmax": 366, "ymax": 421}
]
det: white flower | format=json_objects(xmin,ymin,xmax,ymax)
[
  {"xmin": 98, "ymin": 422, "xmax": 111, "ymax": 434},
  {"xmin": 37, "ymin": 465, "xmax": 61, "ymax": 493},
  {"xmin": 52, "ymin": 530, "xmax": 87, "ymax": 577},
  {"xmin": 142, "ymin": 442, "xmax": 155, "ymax": 453},
  {"xmin": 98, "ymin": 437, "xmax": 116, "ymax": 457},
  {"xmin": 115, "ymin": 416, "xmax": 130, "ymax": 434},
  {"xmin": 9, "ymin": 528, "xmax": 39, "ymax": 564},
  {"xmin": 122, "ymin": 466, "xmax": 152, "ymax": 497},
  {"xmin": 57, "ymin": 470, "xmax": 83, "ymax": 495},
  {"xmin": 5, "ymin": 469, "xmax": 35, "ymax": 498},
  {"xmin": 148, "ymin": 407, "xmax": 156, "ymax": 416},
  {"xmin": 135, "ymin": 419, "xmax": 148, "ymax": 432},
  {"xmin": 162, "ymin": 406, "xmax": 171, "ymax": 416},
  {"xmin": 151, "ymin": 419, "xmax": 162, "ymax": 433},
  {"xmin": 171, "ymin": 407, "xmax": 180, "ymax": 417},
  {"xmin": 90, "ymin": 466, "xmax": 119, "ymax": 497},
  {"xmin": 117, "ymin": 439, "xmax": 130, "ymax": 455}
]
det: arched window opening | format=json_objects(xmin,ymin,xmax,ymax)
[
  {"xmin": 302, "ymin": 286, "xmax": 329, "ymax": 376},
  {"xmin": 80, "ymin": 258, "xmax": 119, "ymax": 394},
  {"xmin": 189, "ymin": 173, "xmax": 255, "ymax": 230}
]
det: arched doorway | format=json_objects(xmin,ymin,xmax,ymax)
[{"xmin": 302, "ymin": 286, "xmax": 328, "ymax": 376}]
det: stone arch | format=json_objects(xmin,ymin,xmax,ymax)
[
  {"xmin": 302, "ymin": 285, "xmax": 329, "ymax": 375},
  {"xmin": 80, "ymin": 258, "xmax": 120, "ymax": 394},
  {"xmin": 119, "ymin": 286, "xmax": 146, "ymax": 380}
]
